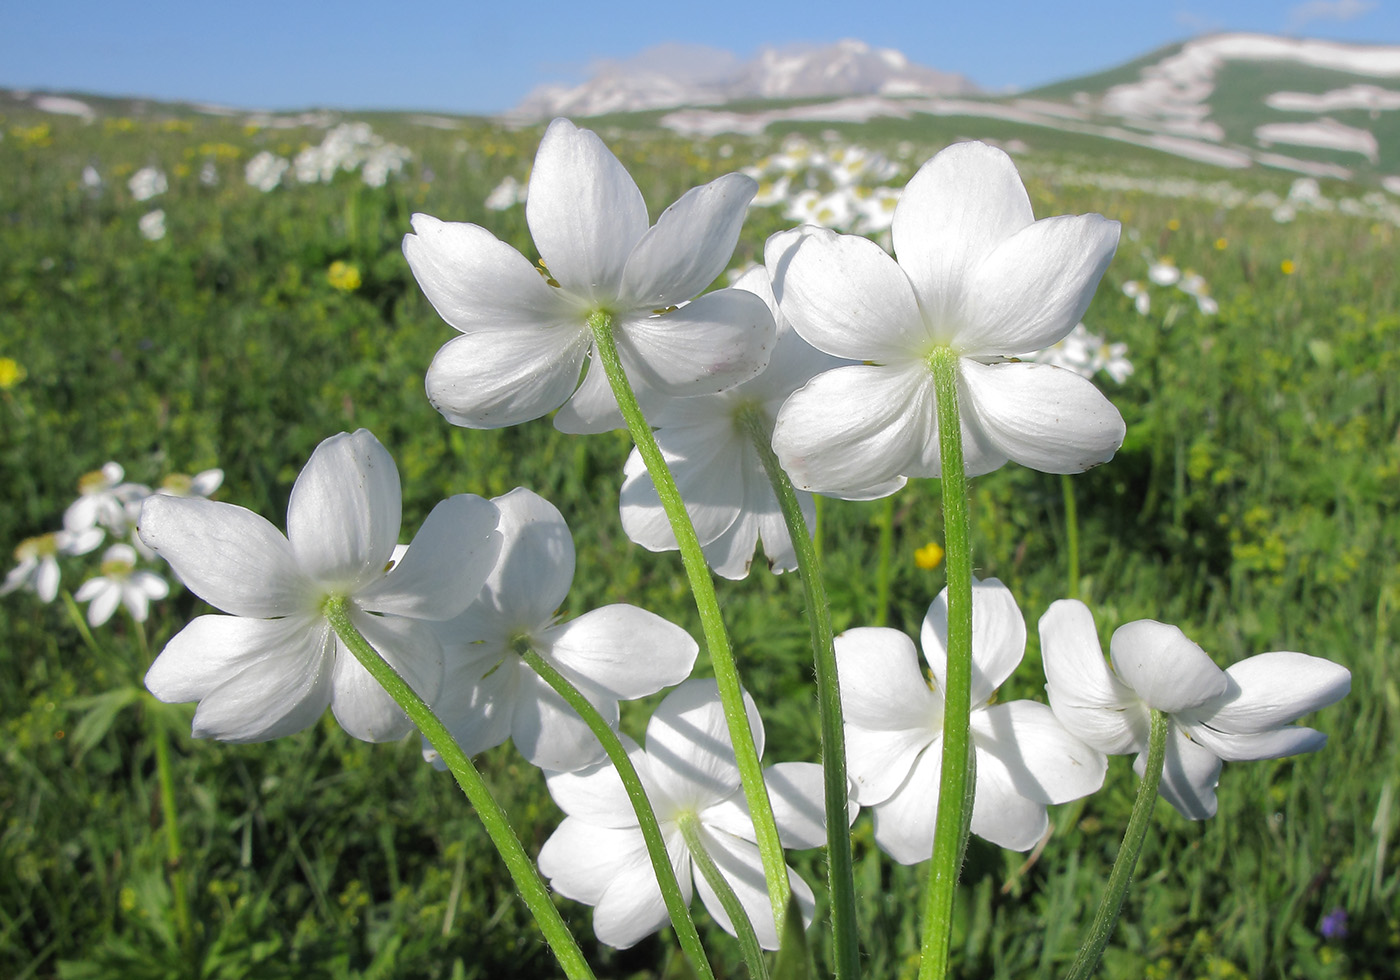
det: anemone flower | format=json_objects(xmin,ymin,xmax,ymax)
[
  {"xmin": 404, "ymin": 118, "xmax": 775, "ymax": 433},
  {"xmin": 1039, "ymin": 599, "xmax": 1351, "ymax": 818},
  {"xmin": 768, "ymin": 140, "xmax": 1124, "ymax": 498},
  {"xmin": 838, "ymin": 578, "xmax": 1106, "ymax": 861},
  {"xmin": 140, "ymin": 430, "xmax": 502, "ymax": 743}
]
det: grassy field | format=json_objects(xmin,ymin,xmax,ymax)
[{"xmin": 1, "ymin": 104, "xmax": 1397, "ymax": 980}]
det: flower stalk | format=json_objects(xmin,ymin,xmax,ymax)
[
  {"xmin": 322, "ymin": 596, "xmax": 596, "ymax": 980},
  {"xmin": 918, "ymin": 348, "xmax": 976, "ymax": 980},
  {"xmin": 741, "ymin": 408, "xmax": 860, "ymax": 980},
  {"xmin": 1065, "ymin": 709, "xmax": 1170, "ymax": 980},
  {"xmin": 588, "ymin": 309, "xmax": 790, "ymax": 926},
  {"xmin": 519, "ymin": 648, "xmax": 716, "ymax": 980}
]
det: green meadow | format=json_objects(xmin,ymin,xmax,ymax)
[{"xmin": 1, "ymin": 105, "xmax": 1397, "ymax": 980}]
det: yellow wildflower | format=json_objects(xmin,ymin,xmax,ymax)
[
  {"xmin": 0, "ymin": 357, "xmax": 26, "ymax": 389},
  {"xmin": 327, "ymin": 261, "xmax": 362, "ymax": 292},
  {"xmin": 1214, "ymin": 237, "xmax": 1228, "ymax": 250},
  {"xmin": 1167, "ymin": 218, "xmax": 1181, "ymax": 231},
  {"xmin": 915, "ymin": 542, "xmax": 945, "ymax": 570},
  {"xmin": 1281, "ymin": 259, "xmax": 1296, "ymax": 276}
]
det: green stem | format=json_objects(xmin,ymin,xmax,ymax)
[
  {"xmin": 918, "ymin": 349, "xmax": 976, "ymax": 980},
  {"xmin": 742, "ymin": 410, "xmax": 860, "ymax": 980},
  {"xmin": 149, "ymin": 700, "xmax": 194, "ymax": 955},
  {"xmin": 1064, "ymin": 711, "xmax": 1170, "ymax": 980},
  {"xmin": 873, "ymin": 495, "xmax": 895, "ymax": 627},
  {"xmin": 322, "ymin": 598, "xmax": 596, "ymax": 980},
  {"xmin": 520, "ymin": 649, "xmax": 716, "ymax": 980},
  {"xmin": 588, "ymin": 310, "xmax": 789, "ymax": 926},
  {"xmin": 1060, "ymin": 473, "xmax": 1080, "ymax": 601},
  {"xmin": 678, "ymin": 813, "xmax": 770, "ymax": 980}
]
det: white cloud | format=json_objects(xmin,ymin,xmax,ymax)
[
  {"xmin": 1174, "ymin": 9, "xmax": 1224, "ymax": 33},
  {"xmin": 1287, "ymin": 0, "xmax": 1378, "ymax": 31}
]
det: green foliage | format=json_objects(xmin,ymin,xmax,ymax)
[{"xmin": 1, "ymin": 107, "xmax": 1396, "ymax": 980}]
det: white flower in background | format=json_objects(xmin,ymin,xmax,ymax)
[
  {"xmin": 245, "ymin": 150, "xmax": 290, "ymax": 192},
  {"xmin": 64, "ymin": 462, "xmax": 149, "ymax": 536},
  {"xmin": 128, "ymin": 166, "xmax": 168, "ymax": 202},
  {"xmin": 292, "ymin": 122, "xmax": 410, "ymax": 186},
  {"xmin": 1177, "ymin": 272, "xmax": 1219, "ymax": 315},
  {"xmin": 361, "ymin": 143, "xmax": 410, "ymax": 188},
  {"xmin": 539, "ymin": 679, "xmax": 841, "ymax": 950},
  {"xmin": 484, "ymin": 174, "xmax": 526, "ymax": 210},
  {"xmin": 1039, "ymin": 599, "xmax": 1351, "ymax": 819},
  {"xmin": 838, "ymin": 578, "xmax": 1106, "ymax": 861},
  {"xmin": 768, "ymin": 141, "xmax": 1124, "ymax": 499},
  {"xmin": 427, "ymin": 488, "xmax": 697, "ymax": 772},
  {"xmin": 1027, "ymin": 323, "xmax": 1133, "ymax": 384},
  {"xmin": 74, "ymin": 543, "xmax": 169, "ymax": 626},
  {"xmin": 139, "ymin": 209, "xmax": 167, "ymax": 241},
  {"xmin": 404, "ymin": 117, "xmax": 775, "ymax": 433},
  {"xmin": 81, "ymin": 165, "xmax": 102, "ymax": 192},
  {"xmin": 199, "ymin": 160, "xmax": 219, "ymax": 186},
  {"xmin": 619, "ymin": 266, "xmax": 845, "ymax": 579},
  {"xmin": 1147, "ymin": 258, "xmax": 1180, "ymax": 286},
  {"xmin": 1122, "ymin": 280, "xmax": 1151, "ymax": 315},
  {"xmin": 140, "ymin": 430, "xmax": 502, "ymax": 743},
  {"xmin": 1, "ymin": 528, "xmax": 104, "ymax": 602}
]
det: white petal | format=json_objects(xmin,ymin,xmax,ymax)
[
  {"xmin": 329, "ymin": 612, "xmax": 443, "ymax": 742},
  {"xmin": 1142, "ymin": 727, "xmax": 1222, "ymax": 820},
  {"xmin": 429, "ymin": 651, "xmax": 519, "ymax": 762},
  {"xmin": 145, "ymin": 614, "xmax": 334, "ymax": 742},
  {"xmin": 891, "ymin": 141, "xmax": 1034, "ymax": 330},
  {"xmin": 959, "ymin": 360, "xmax": 1126, "ymax": 475},
  {"xmin": 1110, "ymin": 621, "xmax": 1228, "ymax": 714},
  {"xmin": 617, "ymin": 287, "xmax": 776, "ymax": 398},
  {"xmin": 703, "ymin": 761, "xmax": 840, "ymax": 850},
  {"xmin": 645, "ymin": 679, "xmax": 764, "ymax": 812},
  {"xmin": 922, "ymin": 577, "xmax": 1026, "ymax": 707},
  {"xmin": 511, "ymin": 669, "xmax": 611, "ymax": 772},
  {"xmin": 694, "ymin": 828, "xmax": 813, "ymax": 950},
  {"xmin": 402, "ymin": 214, "xmax": 578, "ymax": 333},
  {"xmin": 590, "ymin": 831, "xmax": 690, "ymax": 950},
  {"xmin": 835, "ymin": 626, "xmax": 941, "ymax": 733},
  {"xmin": 287, "ymin": 430, "xmax": 401, "ymax": 591},
  {"xmin": 543, "ymin": 604, "xmax": 698, "ymax": 701},
  {"xmin": 619, "ymin": 424, "xmax": 747, "ymax": 552},
  {"xmin": 619, "ymin": 172, "xmax": 756, "ymax": 307},
  {"xmin": 1181, "ymin": 722, "xmax": 1327, "ymax": 763},
  {"xmin": 1039, "ymin": 598, "xmax": 1144, "ymax": 754},
  {"xmin": 869, "ymin": 743, "xmax": 943, "ymax": 865},
  {"xmin": 545, "ymin": 737, "xmax": 653, "ymax": 828},
  {"xmin": 1200, "ymin": 651, "xmax": 1351, "ymax": 734},
  {"xmin": 765, "ymin": 224, "xmax": 931, "ymax": 360},
  {"xmin": 526, "ymin": 118, "xmax": 648, "ymax": 301},
  {"xmin": 85, "ymin": 582, "xmax": 121, "ymax": 626},
  {"xmin": 771, "ymin": 363, "xmax": 933, "ymax": 498},
  {"xmin": 425, "ymin": 325, "xmax": 591, "ymax": 429},
  {"xmin": 551, "ymin": 348, "xmax": 628, "ymax": 434},
  {"xmin": 359, "ymin": 494, "xmax": 502, "ymax": 620},
  {"xmin": 138, "ymin": 495, "xmax": 310, "ymax": 618},
  {"xmin": 481, "ymin": 487, "xmax": 576, "ymax": 623},
  {"xmin": 35, "ymin": 557, "xmax": 61, "ymax": 602},
  {"xmin": 957, "ymin": 213, "xmax": 1120, "ymax": 356},
  {"xmin": 969, "ymin": 760, "xmax": 1049, "ymax": 851},
  {"xmin": 971, "ymin": 701, "xmax": 1107, "ymax": 806}
]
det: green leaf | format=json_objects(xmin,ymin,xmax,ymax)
[
  {"xmin": 67, "ymin": 686, "xmax": 143, "ymax": 753},
  {"xmin": 771, "ymin": 895, "xmax": 812, "ymax": 980}
]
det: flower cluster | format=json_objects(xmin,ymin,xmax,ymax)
[
  {"xmin": 744, "ymin": 134, "xmax": 905, "ymax": 237},
  {"xmin": 243, "ymin": 122, "xmax": 412, "ymax": 192},
  {"xmin": 2, "ymin": 461, "xmax": 222, "ymax": 625}
]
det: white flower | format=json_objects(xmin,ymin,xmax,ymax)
[
  {"xmin": 538, "ymin": 679, "xmax": 839, "ymax": 950},
  {"xmin": 139, "ymin": 209, "xmax": 166, "ymax": 241},
  {"xmin": 768, "ymin": 141, "xmax": 1125, "ymax": 499},
  {"xmin": 619, "ymin": 267, "xmax": 846, "ymax": 579},
  {"xmin": 199, "ymin": 160, "xmax": 219, "ymax": 186},
  {"xmin": 1039, "ymin": 599, "xmax": 1351, "ymax": 819},
  {"xmin": 245, "ymin": 151, "xmax": 290, "ymax": 192},
  {"xmin": 74, "ymin": 543, "xmax": 169, "ymax": 626},
  {"xmin": 838, "ymin": 578, "xmax": 1106, "ymax": 861},
  {"xmin": 403, "ymin": 117, "xmax": 776, "ymax": 433},
  {"xmin": 1, "ymin": 528, "xmax": 104, "ymax": 602},
  {"xmin": 428, "ymin": 488, "xmax": 697, "ymax": 772},
  {"xmin": 64, "ymin": 462, "xmax": 149, "ymax": 536},
  {"xmin": 1027, "ymin": 323, "xmax": 1134, "ymax": 384},
  {"xmin": 139, "ymin": 430, "xmax": 502, "ymax": 743},
  {"xmin": 128, "ymin": 166, "xmax": 167, "ymax": 202},
  {"xmin": 484, "ymin": 175, "xmax": 526, "ymax": 211}
]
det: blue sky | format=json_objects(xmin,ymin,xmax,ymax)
[{"xmin": 4, "ymin": 1, "xmax": 1398, "ymax": 115}]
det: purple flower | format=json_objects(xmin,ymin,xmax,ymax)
[{"xmin": 1320, "ymin": 907, "xmax": 1348, "ymax": 940}]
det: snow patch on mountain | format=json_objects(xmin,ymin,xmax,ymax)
[{"xmin": 511, "ymin": 39, "xmax": 977, "ymax": 119}]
